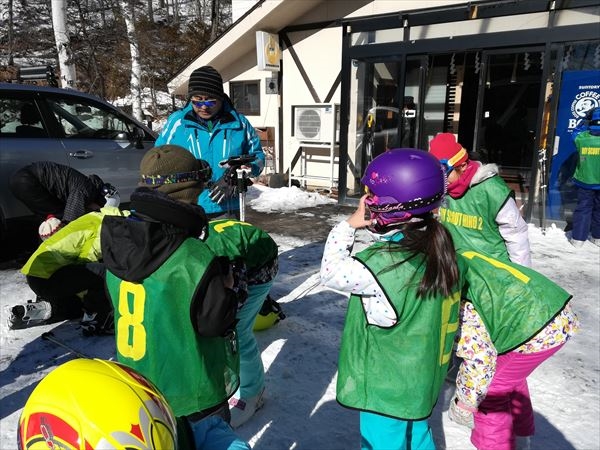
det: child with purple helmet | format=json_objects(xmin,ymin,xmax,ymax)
[{"xmin": 321, "ymin": 148, "xmax": 464, "ymax": 449}]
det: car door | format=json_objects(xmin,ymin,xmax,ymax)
[
  {"xmin": 41, "ymin": 91, "xmax": 155, "ymax": 204},
  {"xmin": 0, "ymin": 89, "xmax": 70, "ymax": 220}
]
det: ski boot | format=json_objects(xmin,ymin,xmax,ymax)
[
  {"xmin": 8, "ymin": 298, "xmax": 53, "ymax": 329},
  {"xmin": 80, "ymin": 310, "xmax": 115, "ymax": 337}
]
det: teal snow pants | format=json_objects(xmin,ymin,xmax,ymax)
[
  {"xmin": 360, "ymin": 411, "xmax": 435, "ymax": 450},
  {"xmin": 235, "ymin": 281, "xmax": 272, "ymax": 399}
]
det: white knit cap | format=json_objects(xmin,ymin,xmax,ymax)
[{"xmin": 38, "ymin": 215, "xmax": 63, "ymax": 241}]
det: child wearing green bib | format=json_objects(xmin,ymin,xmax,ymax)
[
  {"xmin": 569, "ymin": 106, "xmax": 600, "ymax": 247},
  {"xmin": 320, "ymin": 149, "xmax": 464, "ymax": 450},
  {"xmin": 101, "ymin": 145, "xmax": 250, "ymax": 450},
  {"xmin": 204, "ymin": 218, "xmax": 279, "ymax": 428},
  {"xmin": 448, "ymin": 254, "xmax": 579, "ymax": 450},
  {"xmin": 429, "ymin": 133, "xmax": 531, "ymax": 267}
]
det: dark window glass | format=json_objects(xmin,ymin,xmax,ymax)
[
  {"xmin": 230, "ymin": 80, "xmax": 260, "ymax": 116},
  {"xmin": 1, "ymin": 98, "xmax": 49, "ymax": 138}
]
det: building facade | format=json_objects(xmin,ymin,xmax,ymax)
[{"xmin": 167, "ymin": 0, "xmax": 599, "ymax": 226}]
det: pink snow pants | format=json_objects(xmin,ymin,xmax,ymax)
[{"xmin": 471, "ymin": 345, "xmax": 564, "ymax": 450}]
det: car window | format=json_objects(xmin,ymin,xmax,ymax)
[
  {"xmin": 0, "ymin": 98, "xmax": 49, "ymax": 138},
  {"xmin": 46, "ymin": 97, "xmax": 132, "ymax": 140}
]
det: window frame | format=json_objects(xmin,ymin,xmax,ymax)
[{"xmin": 229, "ymin": 80, "xmax": 261, "ymax": 116}]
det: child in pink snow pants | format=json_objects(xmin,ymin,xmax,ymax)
[
  {"xmin": 448, "ymin": 252, "xmax": 579, "ymax": 450},
  {"xmin": 471, "ymin": 345, "xmax": 563, "ymax": 450}
]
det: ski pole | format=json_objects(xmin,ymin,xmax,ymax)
[
  {"xmin": 237, "ymin": 167, "xmax": 248, "ymax": 222},
  {"xmin": 41, "ymin": 331, "xmax": 89, "ymax": 359},
  {"xmin": 219, "ymin": 155, "xmax": 256, "ymax": 221},
  {"xmin": 538, "ymin": 147, "xmax": 547, "ymax": 235}
]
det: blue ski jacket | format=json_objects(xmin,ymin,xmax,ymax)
[{"xmin": 156, "ymin": 101, "xmax": 265, "ymax": 215}]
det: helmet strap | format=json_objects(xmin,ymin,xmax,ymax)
[{"xmin": 367, "ymin": 191, "xmax": 444, "ymax": 215}]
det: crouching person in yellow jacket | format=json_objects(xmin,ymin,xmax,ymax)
[{"xmin": 8, "ymin": 191, "xmax": 126, "ymax": 336}]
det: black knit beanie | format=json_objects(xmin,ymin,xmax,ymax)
[
  {"xmin": 139, "ymin": 145, "xmax": 210, "ymax": 204},
  {"xmin": 187, "ymin": 66, "xmax": 225, "ymax": 100}
]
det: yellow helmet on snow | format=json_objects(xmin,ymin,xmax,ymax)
[
  {"xmin": 18, "ymin": 358, "xmax": 177, "ymax": 450},
  {"xmin": 253, "ymin": 296, "xmax": 286, "ymax": 331}
]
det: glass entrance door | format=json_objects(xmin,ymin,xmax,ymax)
[
  {"xmin": 474, "ymin": 48, "xmax": 546, "ymax": 211},
  {"xmin": 347, "ymin": 56, "xmax": 426, "ymax": 188},
  {"xmin": 346, "ymin": 48, "xmax": 547, "ymax": 210},
  {"xmin": 347, "ymin": 58, "xmax": 402, "ymax": 194}
]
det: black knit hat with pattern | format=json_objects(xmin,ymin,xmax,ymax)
[
  {"xmin": 187, "ymin": 66, "xmax": 225, "ymax": 100},
  {"xmin": 139, "ymin": 145, "xmax": 208, "ymax": 204}
]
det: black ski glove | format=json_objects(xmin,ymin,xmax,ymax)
[{"xmin": 208, "ymin": 167, "xmax": 237, "ymax": 204}]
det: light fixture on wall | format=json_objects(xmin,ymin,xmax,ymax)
[
  {"xmin": 510, "ymin": 54, "xmax": 518, "ymax": 83},
  {"xmin": 265, "ymin": 77, "xmax": 278, "ymax": 94}
]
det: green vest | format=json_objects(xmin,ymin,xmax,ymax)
[
  {"xmin": 439, "ymin": 176, "xmax": 512, "ymax": 262},
  {"xmin": 105, "ymin": 238, "xmax": 240, "ymax": 417},
  {"xmin": 573, "ymin": 131, "xmax": 600, "ymax": 185},
  {"xmin": 205, "ymin": 219, "xmax": 278, "ymax": 269},
  {"xmin": 337, "ymin": 242, "xmax": 463, "ymax": 420},
  {"xmin": 461, "ymin": 250, "xmax": 572, "ymax": 353}
]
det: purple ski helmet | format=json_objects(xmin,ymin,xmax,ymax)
[{"xmin": 361, "ymin": 148, "xmax": 446, "ymax": 227}]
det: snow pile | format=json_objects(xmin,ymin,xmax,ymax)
[{"xmin": 248, "ymin": 184, "xmax": 336, "ymax": 212}]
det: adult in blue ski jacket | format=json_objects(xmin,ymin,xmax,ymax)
[{"xmin": 156, "ymin": 66, "xmax": 265, "ymax": 218}]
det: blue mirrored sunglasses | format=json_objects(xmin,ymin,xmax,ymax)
[
  {"xmin": 191, "ymin": 99, "xmax": 217, "ymax": 108},
  {"xmin": 439, "ymin": 159, "xmax": 454, "ymax": 175}
]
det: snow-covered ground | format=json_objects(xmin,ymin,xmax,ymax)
[{"xmin": 1, "ymin": 185, "xmax": 599, "ymax": 449}]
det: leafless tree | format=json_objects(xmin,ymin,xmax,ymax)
[
  {"xmin": 1, "ymin": 0, "xmax": 233, "ymax": 102},
  {"xmin": 147, "ymin": 0, "xmax": 154, "ymax": 22},
  {"xmin": 7, "ymin": 0, "xmax": 14, "ymax": 65},
  {"xmin": 210, "ymin": 0, "xmax": 218, "ymax": 41},
  {"xmin": 51, "ymin": 0, "xmax": 77, "ymax": 87},
  {"xmin": 120, "ymin": 0, "xmax": 143, "ymax": 121}
]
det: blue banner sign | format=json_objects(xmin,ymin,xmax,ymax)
[{"xmin": 548, "ymin": 70, "xmax": 600, "ymax": 219}]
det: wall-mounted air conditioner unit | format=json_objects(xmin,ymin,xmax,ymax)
[{"xmin": 292, "ymin": 103, "xmax": 339, "ymax": 143}]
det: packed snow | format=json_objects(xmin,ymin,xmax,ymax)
[{"xmin": 1, "ymin": 184, "xmax": 599, "ymax": 450}]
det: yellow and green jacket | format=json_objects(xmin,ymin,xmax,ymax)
[{"xmin": 21, "ymin": 205, "xmax": 129, "ymax": 279}]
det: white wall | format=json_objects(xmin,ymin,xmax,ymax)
[
  {"xmin": 225, "ymin": 68, "xmax": 279, "ymax": 132},
  {"xmin": 224, "ymin": 42, "xmax": 279, "ymax": 174},
  {"xmin": 278, "ymin": 0, "xmax": 473, "ymax": 189},
  {"xmin": 282, "ymin": 25, "xmax": 343, "ymax": 188},
  {"xmin": 202, "ymin": 0, "xmax": 600, "ymax": 191}
]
